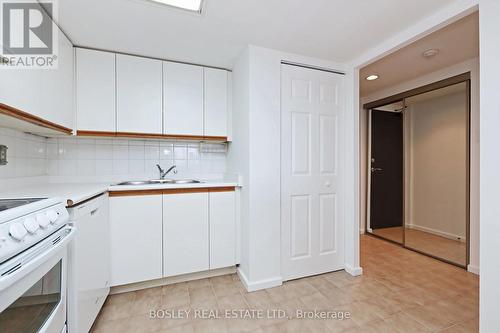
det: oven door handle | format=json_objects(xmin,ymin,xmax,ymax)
[{"xmin": 0, "ymin": 226, "xmax": 76, "ymax": 292}]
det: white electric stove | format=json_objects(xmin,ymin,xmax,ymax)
[{"xmin": 0, "ymin": 197, "xmax": 75, "ymax": 333}]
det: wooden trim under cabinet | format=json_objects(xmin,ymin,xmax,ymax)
[
  {"xmin": 109, "ymin": 189, "xmax": 165, "ymax": 197},
  {"xmin": 0, "ymin": 103, "xmax": 73, "ymax": 134},
  {"xmin": 109, "ymin": 186, "xmax": 236, "ymax": 197},
  {"xmin": 77, "ymin": 130, "xmax": 227, "ymax": 142}
]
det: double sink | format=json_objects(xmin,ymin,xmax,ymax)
[{"xmin": 116, "ymin": 179, "xmax": 202, "ymax": 186}]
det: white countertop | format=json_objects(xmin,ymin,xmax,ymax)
[
  {"xmin": 107, "ymin": 180, "xmax": 238, "ymax": 192},
  {"xmin": 1, "ymin": 179, "xmax": 240, "ymax": 207},
  {"xmin": 1, "ymin": 182, "xmax": 110, "ymax": 207}
]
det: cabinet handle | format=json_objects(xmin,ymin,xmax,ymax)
[{"xmin": 91, "ymin": 208, "xmax": 99, "ymax": 216}]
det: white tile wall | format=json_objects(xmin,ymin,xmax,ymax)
[
  {"xmin": 0, "ymin": 127, "xmax": 227, "ymax": 180},
  {"xmin": 46, "ymin": 137, "xmax": 227, "ymax": 178},
  {"xmin": 0, "ymin": 127, "xmax": 47, "ymax": 179}
]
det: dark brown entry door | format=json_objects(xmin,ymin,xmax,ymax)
[{"xmin": 370, "ymin": 110, "xmax": 403, "ymax": 230}]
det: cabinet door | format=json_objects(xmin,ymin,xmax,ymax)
[
  {"xmin": 163, "ymin": 193, "xmax": 209, "ymax": 276},
  {"xmin": 109, "ymin": 195, "xmax": 163, "ymax": 286},
  {"xmin": 204, "ymin": 68, "xmax": 228, "ymax": 137},
  {"xmin": 39, "ymin": 28, "xmax": 74, "ymax": 129},
  {"xmin": 209, "ymin": 191, "xmax": 236, "ymax": 269},
  {"xmin": 76, "ymin": 48, "xmax": 116, "ymax": 132},
  {"xmin": 163, "ymin": 62, "xmax": 203, "ymax": 136},
  {"xmin": 0, "ymin": 20, "xmax": 73, "ymax": 130},
  {"xmin": 116, "ymin": 54, "xmax": 162, "ymax": 134},
  {"xmin": 0, "ymin": 64, "xmax": 41, "ymax": 117}
]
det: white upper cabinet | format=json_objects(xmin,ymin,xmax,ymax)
[
  {"xmin": 43, "ymin": 29, "xmax": 74, "ymax": 129},
  {"xmin": 76, "ymin": 48, "xmax": 116, "ymax": 133},
  {"xmin": 163, "ymin": 62, "xmax": 203, "ymax": 136},
  {"xmin": 204, "ymin": 68, "xmax": 228, "ymax": 137},
  {"xmin": 116, "ymin": 54, "xmax": 162, "ymax": 134},
  {"xmin": 0, "ymin": 20, "xmax": 74, "ymax": 131}
]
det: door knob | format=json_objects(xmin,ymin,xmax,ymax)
[
  {"xmin": 371, "ymin": 167, "xmax": 383, "ymax": 173},
  {"xmin": 325, "ymin": 181, "xmax": 331, "ymax": 187}
]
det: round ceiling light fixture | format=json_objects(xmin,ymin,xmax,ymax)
[
  {"xmin": 366, "ymin": 74, "xmax": 379, "ymax": 81},
  {"xmin": 422, "ymin": 48, "xmax": 440, "ymax": 58}
]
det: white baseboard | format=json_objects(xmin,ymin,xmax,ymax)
[
  {"xmin": 237, "ymin": 268, "xmax": 282, "ymax": 292},
  {"xmin": 467, "ymin": 264, "xmax": 479, "ymax": 275},
  {"xmin": 345, "ymin": 264, "xmax": 363, "ymax": 276},
  {"xmin": 406, "ymin": 224, "xmax": 466, "ymax": 242},
  {"xmin": 110, "ymin": 266, "xmax": 237, "ymax": 294}
]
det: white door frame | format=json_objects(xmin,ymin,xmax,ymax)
[{"xmin": 350, "ymin": 1, "xmax": 477, "ymax": 269}]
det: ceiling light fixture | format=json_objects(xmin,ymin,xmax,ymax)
[
  {"xmin": 149, "ymin": 0, "xmax": 203, "ymax": 13},
  {"xmin": 422, "ymin": 49, "xmax": 439, "ymax": 58},
  {"xmin": 366, "ymin": 74, "xmax": 379, "ymax": 81}
]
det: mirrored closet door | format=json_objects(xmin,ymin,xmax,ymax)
[
  {"xmin": 366, "ymin": 77, "xmax": 470, "ymax": 268},
  {"xmin": 403, "ymin": 82, "xmax": 469, "ymax": 266}
]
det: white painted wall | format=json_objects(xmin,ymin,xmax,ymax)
[
  {"xmin": 228, "ymin": 45, "xmax": 358, "ymax": 291},
  {"xmin": 479, "ymin": 0, "xmax": 500, "ymax": 331},
  {"xmin": 359, "ymin": 59, "xmax": 480, "ymax": 273},
  {"xmin": 408, "ymin": 91, "xmax": 468, "ymax": 241},
  {"xmin": 227, "ymin": 47, "xmax": 250, "ymax": 278}
]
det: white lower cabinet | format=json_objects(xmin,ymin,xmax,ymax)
[
  {"xmin": 109, "ymin": 195, "xmax": 163, "ymax": 286},
  {"xmin": 109, "ymin": 189, "xmax": 237, "ymax": 286},
  {"xmin": 163, "ymin": 192, "xmax": 209, "ymax": 277},
  {"xmin": 209, "ymin": 191, "xmax": 236, "ymax": 269}
]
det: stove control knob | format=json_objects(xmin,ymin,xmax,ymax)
[
  {"xmin": 9, "ymin": 223, "xmax": 27, "ymax": 241},
  {"xmin": 24, "ymin": 217, "xmax": 39, "ymax": 234},
  {"xmin": 37, "ymin": 214, "xmax": 50, "ymax": 229},
  {"xmin": 47, "ymin": 210, "xmax": 59, "ymax": 224}
]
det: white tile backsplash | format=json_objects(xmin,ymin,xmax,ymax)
[
  {"xmin": 47, "ymin": 137, "xmax": 227, "ymax": 178},
  {"xmin": 0, "ymin": 127, "xmax": 48, "ymax": 179},
  {"xmin": 0, "ymin": 127, "xmax": 227, "ymax": 180}
]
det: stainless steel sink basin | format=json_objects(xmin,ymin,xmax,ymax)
[
  {"xmin": 148, "ymin": 179, "xmax": 175, "ymax": 184},
  {"xmin": 116, "ymin": 179, "xmax": 203, "ymax": 186},
  {"xmin": 150, "ymin": 179, "xmax": 202, "ymax": 184},
  {"xmin": 170, "ymin": 179, "xmax": 202, "ymax": 184},
  {"xmin": 115, "ymin": 180, "xmax": 155, "ymax": 186}
]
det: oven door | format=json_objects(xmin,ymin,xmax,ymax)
[{"xmin": 0, "ymin": 226, "xmax": 76, "ymax": 333}]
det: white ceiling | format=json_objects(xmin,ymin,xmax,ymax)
[
  {"xmin": 56, "ymin": 0, "xmax": 457, "ymax": 69},
  {"xmin": 360, "ymin": 12, "xmax": 479, "ymax": 97}
]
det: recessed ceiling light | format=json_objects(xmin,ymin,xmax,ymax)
[
  {"xmin": 422, "ymin": 49, "xmax": 439, "ymax": 58},
  {"xmin": 149, "ymin": 0, "xmax": 203, "ymax": 13},
  {"xmin": 366, "ymin": 75, "xmax": 379, "ymax": 81}
]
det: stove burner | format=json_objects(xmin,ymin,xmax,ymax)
[{"xmin": 0, "ymin": 198, "xmax": 46, "ymax": 212}]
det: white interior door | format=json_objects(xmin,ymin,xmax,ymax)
[{"xmin": 281, "ymin": 64, "xmax": 345, "ymax": 281}]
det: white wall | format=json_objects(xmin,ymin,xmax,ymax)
[
  {"xmin": 359, "ymin": 58, "xmax": 480, "ymax": 273},
  {"xmin": 0, "ymin": 127, "xmax": 47, "ymax": 179},
  {"xmin": 408, "ymin": 91, "xmax": 468, "ymax": 240},
  {"xmin": 227, "ymin": 47, "xmax": 250, "ymax": 278},
  {"xmin": 479, "ymin": 0, "xmax": 500, "ymax": 331},
  {"xmin": 229, "ymin": 45, "xmax": 358, "ymax": 291}
]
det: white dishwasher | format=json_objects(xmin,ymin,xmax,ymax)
[{"xmin": 67, "ymin": 193, "xmax": 110, "ymax": 333}]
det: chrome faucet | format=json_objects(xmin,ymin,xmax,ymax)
[{"xmin": 156, "ymin": 164, "xmax": 177, "ymax": 179}]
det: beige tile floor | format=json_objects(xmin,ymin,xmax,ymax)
[
  {"xmin": 91, "ymin": 235, "xmax": 479, "ymax": 333},
  {"xmin": 371, "ymin": 227, "xmax": 467, "ymax": 266}
]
